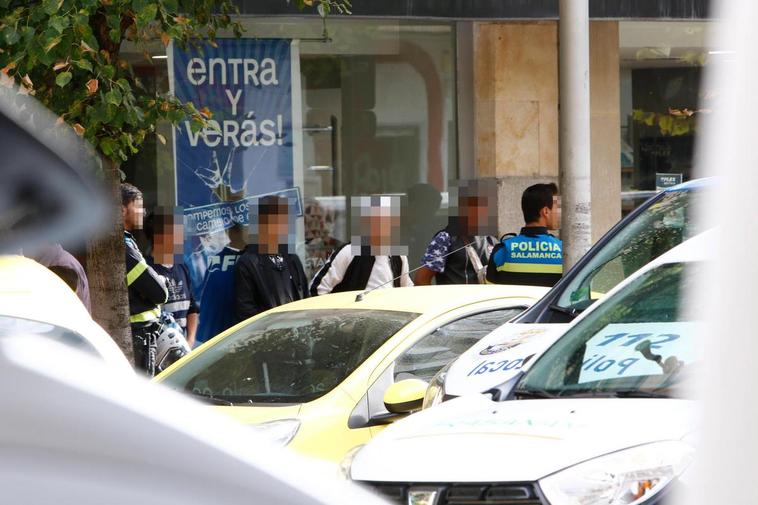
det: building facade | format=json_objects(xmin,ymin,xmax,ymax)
[{"xmin": 123, "ymin": 0, "xmax": 712, "ymax": 281}]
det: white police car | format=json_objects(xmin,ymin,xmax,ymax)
[
  {"xmin": 422, "ymin": 178, "xmax": 711, "ymax": 410},
  {"xmin": 348, "ymin": 231, "xmax": 708, "ymax": 505}
]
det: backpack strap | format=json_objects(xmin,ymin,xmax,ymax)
[
  {"xmin": 389, "ymin": 256, "xmax": 403, "ymax": 287},
  {"xmin": 309, "ymin": 243, "xmax": 350, "ymax": 296},
  {"xmin": 500, "ymin": 232, "xmax": 518, "ymax": 242}
]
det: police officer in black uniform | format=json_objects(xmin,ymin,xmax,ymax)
[{"xmin": 121, "ymin": 183, "xmax": 168, "ymax": 375}]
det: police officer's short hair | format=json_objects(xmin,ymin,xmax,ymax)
[
  {"xmin": 522, "ymin": 183, "xmax": 558, "ymax": 223},
  {"xmin": 120, "ymin": 183, "xmax": 142, "ymax": 207}
]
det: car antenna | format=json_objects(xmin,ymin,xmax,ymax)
[{"xmin": 354, "ymin": 242, "xmax": 476, "ymax": 302}]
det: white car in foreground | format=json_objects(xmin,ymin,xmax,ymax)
[{"xmin": 348, "ymin": 232, "xmax": 707, "ymax": 505}]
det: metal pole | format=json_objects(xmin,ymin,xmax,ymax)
[{"xmin": 559, "ymin": 0, "xmax": 592, "ymax": 270}]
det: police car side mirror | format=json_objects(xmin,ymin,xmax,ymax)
[{"xmin": 383, "ymin": 378, "xmax": 429, "ymax": 415}]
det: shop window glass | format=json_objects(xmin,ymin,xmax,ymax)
[
  {"xmin": 619, "ymin": 21, "xmax": 715, "ymax": 216},
  {"xmin": 120, "ymin": 18, "xmax": 457, "ymax": 283}
]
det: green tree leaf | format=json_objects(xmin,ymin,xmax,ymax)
[
  {"xmin": 74, "ymin": 59, "xmax": 93, "ymax": 72},
  {"xmin": 3, "ymin": 26, "xmax": 20, "ymax": 45},
  {"xmin": 42, "ymin": 0, "xmax": 62, "ymax": 16},
  {"xmin": 49, "ymin": 15, "xmax": 70, "ymax": 34},
  {"xmin": 105, "ymin": 88, "xmax": 123, "ymax": 106},
  {"xmin": 55, "ymin": 71, "xmax": 72, "ymax": 87},
  {"xmin": 136, "ymin": 4, "xmax": 158, "ymax": 29}
]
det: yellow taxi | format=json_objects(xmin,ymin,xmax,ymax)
[
  {"xmin": 155, "ymin": 284, "xmax": 548, "ymax": 462},
  {"xmin": 0, "ymin": 255, "xmax": 131, "ymax": 373}
]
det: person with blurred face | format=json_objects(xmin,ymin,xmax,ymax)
[
  {"xmin": 486, "ymin": 182, "xmax": 563, "ymax": 287},
  {"xmin": 234, "ymin": 195, "xmax": 308, "ymax": 321},
  {"xmin": 415, "ymin": 182, "xmax": 497, "ymax": 286},
  {"xmin": 121, "ymin": 183, "xmax": 168, "ymax": 374},
  {"xmin": 309, "ymin": 196, "xmax": 412, "ymax": 295},
  {"xmin": 145, "ymin": 208, "xmax": 199, "ymax": 347}
]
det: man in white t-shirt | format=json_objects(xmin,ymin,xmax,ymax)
[{"xmin": 310, "ymin": 195, "xmax": 413, "ymax": 295}]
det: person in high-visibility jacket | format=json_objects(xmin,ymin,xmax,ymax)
[
  {"xmin": 486, "ymin": 183, "xmax": 563, "ymax": 287},
  {"xmin": 121, "ymin": 183, "xmax": 168, "ymax": 373}
]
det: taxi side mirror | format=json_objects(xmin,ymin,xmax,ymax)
[{"xmin": 383, "ymin": 378, "xmax": 429, "ymax": 415}]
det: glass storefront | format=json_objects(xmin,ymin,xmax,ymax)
[
  {"xmin": 619, "ymin": 21, "xmax": 713, "ymax": 215},
  {"xmin": 121, "ymin": 18, "xmax": 457, "ymax": 282}
]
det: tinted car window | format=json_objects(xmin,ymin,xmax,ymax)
[
  {"xmin": 555, "ymin": 189, "xmax": 704, "ymax": 313},
  {"xmin": 394, "ymin": 307, "xmax": 526, "ymax": 382},
  {"xmin": 160, "ymin": 309, "xmax": 418, "ymax": 405},
  {"xmin": 518, "ymin": 262, "xmax": 701, "ymax": 398}
]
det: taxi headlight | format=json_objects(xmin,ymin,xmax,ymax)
[
  {"xmin": 421, "ymin": 362, "xmax": 451, "ymax": 410},
  {"xmin": 339, "ymin": 444, "xmax": 365, "ymax": 480},
  {"xmin": 539, "ymin": 441, "xmax": 694, "ymax": 505},
  {"xmin": 252, "ymin": 419, "xmax": 300, "ymax": 447}
]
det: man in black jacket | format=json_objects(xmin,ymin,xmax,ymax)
[
  {"xmin": 234, "ymin": 195, "xmax": 308, "ymax": 321},
  {"xmin": 121, "ymin": 183, "xmax": 168, "ymax": 374}
]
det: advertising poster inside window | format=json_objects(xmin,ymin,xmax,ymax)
[{"xmin": 169, "ymin": 38, "xmax": 302, "ymax": 343}]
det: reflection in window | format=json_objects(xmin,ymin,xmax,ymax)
[
  {"xmin": 556, "ymin": 188, "xmax": 704, "ymax": 312},
  {"xmin": 161, "ymin": 308, "xmax": 418, "ymax": 404},
  {"xmin": 520, "ymin": 262, "xmax": 702, "ymax": 397},
  {"xmin": 394, "ymin": 308, "xmax": 525, "ymax": 382},
  {"xmin": 620, "ymin": 21, "xmax": 714, "ymax": 215}
]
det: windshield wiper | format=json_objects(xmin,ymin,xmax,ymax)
[
  {"xmin": 190, "ymin": 392, "xmax": 236, "ymax": 406},
  {"xmin": 611, "ymin": 389, "xmax": 670, "ymax": 399},
  {"xmin": 513, "ymin": 388, "xmax": 559, "ymax": 399}
]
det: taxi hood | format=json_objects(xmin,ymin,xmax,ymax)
[
  {"xmin": 444, "ymin": 324, "xmax": 568, "ymax": 398},
  {"xmin": 350, "ymin": 394, "xmax": 694, "ymax": 483}
]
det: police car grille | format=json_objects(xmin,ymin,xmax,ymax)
[{"xmin": 363, "ymin": 482, "xmax": 544, "ymax": 505}]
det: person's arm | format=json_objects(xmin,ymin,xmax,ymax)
[
  {"xmin": 184, "ymin": 264, "xmax": 200, "ymax": 347},
  {"xmin": 234, "ymin": 256, "xmax": 262, "ymax": 321},
  {"xmin": 185, "ymin": 313, "xmax": 199, "ymax": 347},
  {"xmin": 414, "ymin": 232, "xmax": 451, "ymax": 285},
  {"xmin": 126, "ymin": 246, "xmax": 168, "ymax": 304},
  {"xmin": 414, "ymin": 266, "xmax": 436, "ymax": 286},
  {"xmin": 313, "ymin": 245, "xmax": 351, "ymax": 295}
]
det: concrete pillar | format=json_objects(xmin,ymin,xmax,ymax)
[
  {"xmin": 559, "ymin": 0, "xmax": 592, "ymax": 270},
  {"xmin": 590, "ymin": 22, "xmax": 621, "ymax": 241},
  {"xmin": 473, "ymin": 22, "xmax": 559, "ymax": 235},
  {"xmin": 471, "ymin": 20, "xmax": 620, "ymax": 243}
]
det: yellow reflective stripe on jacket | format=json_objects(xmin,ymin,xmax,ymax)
[
  {"xmin": 126, "ymin": 260, "xmax": 148, "ymax": 286},
  {"xmin": 497, "ymin": 262, "xmax": 563, "ymax": 274},
  {"xmin": 129, "ymin": 307, "xmax": 161, "ymax": 324}
]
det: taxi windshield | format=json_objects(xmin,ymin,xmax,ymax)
[
  {"xmin": 517, "ymin": 262, "xmax": 701, "ymax": 399},
  {"xmin": 555, "ymin": 189, "xmax": 705, "ymax": 313},
  {"xmin": 159, "ymin": 309, "xmax": 418, "ymax": 405}
]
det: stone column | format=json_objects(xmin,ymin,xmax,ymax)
[
  {"xmin": 473, "ymin": 22, "xmax": 559, "ymax": 236},
  {"xmin": 471, "ymin": 21, "xmax": 620, "ymax": 244}
]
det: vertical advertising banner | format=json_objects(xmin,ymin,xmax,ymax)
[
  {"xmin": 170, "ymin": 38, "xmax": 300, "ymax": 341},
  {"xmin": 171, "ymin": 38, "xmax": 299, "ymax": 275}
]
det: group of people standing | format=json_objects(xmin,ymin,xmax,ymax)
[{"xmin": 120, "ymin": 180, "xmax": 563, "ymax": 374}]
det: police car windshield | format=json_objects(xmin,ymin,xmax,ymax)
[
  {"xmin": 555, "ymin": 189, "xmax": 705, "ymax": 313},
  {"xmin": 160, "ymin": 309, "xmax": 418, "ymax": 404},
  {"xmin": 517, "ymin": 262, "xmax": 702, "ymax": 399}
]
